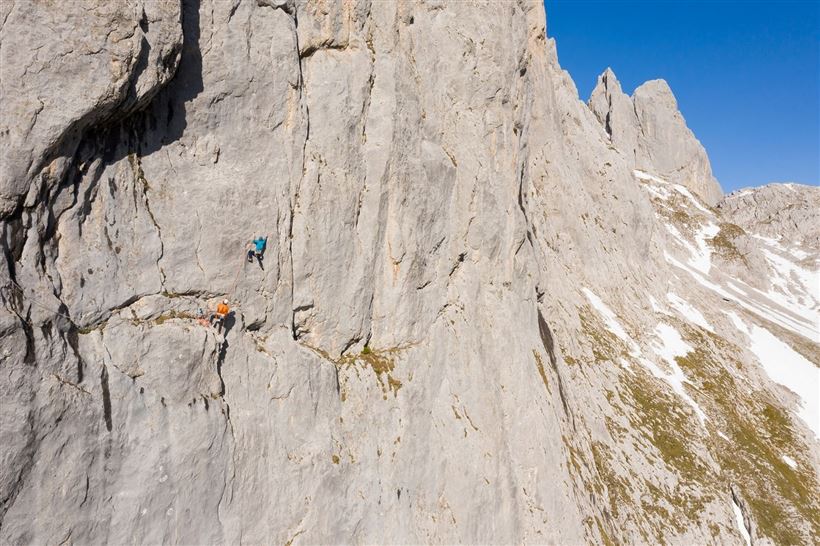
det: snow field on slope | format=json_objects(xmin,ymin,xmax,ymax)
[
  {"xmin": 645, "ymin": 184, "xmax": 672, "ymax": 201},
  {"xmin": 781, "ymin": 454, "xmax": 797, "ymax": 469},
  {"xmin": 667, "ymin": 292, "xmax": 713, "ymax": 332},
  {"xmin": 582, "ymin": 288, "xmax": 641, "ymax": 356},
  {"xmin": 662, "ymin": 222, "xmax": 718, "ymax": 275},
  {"xmin": 760, "ymin": 248, "xmax": 819, "ymax": 327},
  {"xmin": 583, "ymin": 288, "xmax": 707, "ymax": 426},
  {"xmin": 633, "ymin": 169, "xmax": 667, "ymax": 185},
  {"xmin": 637, "ymin": 168, "xmax": 719, "ymax": 277},
  {"xmin": 648, "ymin": 295, "xmax": 665, "ymax": 314},
  {"xmin": 665, "ymin": 252, "xmax": 818, "ymax": 341},
  {"xmin": 638, "ymin": 167, "xmax": 817, "ymax": 339},
  {"xmin": 633, "ymin": 169, "xmax": 711, "ymax": 214},
  {"xmin": 753, "ymin": 234, "xmax": 811, "ymax": 260},
  {"xmin": 691, "ymin": 222, "xmax": 720, "ymax": 274},
  {"xmin": 726, "ymin": 312, "xmax": 819, "ymax": 438},
  {"xmin": 648, "ymin": 323, "xmax": 707, "ymax": 426},
  {"xmin": 671, "ymin": 184, "xmax": 711, "ymax": 214}
]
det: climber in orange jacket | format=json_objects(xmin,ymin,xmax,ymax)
[{"xmin": 210, "ymin": 299, "xmax": 230, "ymax": 333}]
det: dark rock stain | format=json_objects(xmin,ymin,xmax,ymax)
[{"xmin": 99, "ymin": 365, "xmax": 113, "ymax": 432}]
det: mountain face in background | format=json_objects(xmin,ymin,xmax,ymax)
[
  {"xmin": 588, "ymin": 68, "xmax": 724, "ymax": 207},
  {"xmin": 1, "ymin": 1, "xmax": 817, "ymax": 544}
]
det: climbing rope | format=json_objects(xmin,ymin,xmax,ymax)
[
  {"xmin": 3, "ymin": 278, "xmax": 74, "ymax": 321},
  {"xmin": 226, "ymin": 249, "xmax": 248, "ymax": 299}
]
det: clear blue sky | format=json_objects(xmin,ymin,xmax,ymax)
[{"xmin": 545, "ymin": 0, "xmax": 819, "ymax": 192}]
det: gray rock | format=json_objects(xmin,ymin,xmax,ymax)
[
  {"xmin": 0, "ymin": 1, "xmax": 817, "ymax": 545},
  {"xmin": 0, "ymin": 0, "xmax": 183, "ymax": 218},
  {"xmin": 718, "ymin": 183, "xmax": 820, "ymax": 249},
  {"xmin": 589, "ymin": 69, "xmax": 723, "ymax": 205}
]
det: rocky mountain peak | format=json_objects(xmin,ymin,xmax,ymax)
[
  {"xmin": 588, "ymin": 69, "xmax": 723, "ymax": 206},
  {"xmin": 634, "ymin": 77, "xmax": 676, "ymax": 102},
  {"xmin": 1, "ymin": 1, "xmax": 817, "ymax": 544},
  {"xmin": 597, "ymin": 66, "xmax": 622, "ymax": 90}
]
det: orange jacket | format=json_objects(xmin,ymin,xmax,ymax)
[{"xmin": 216, "ymin": 303, "xmax": 229, "ymax": 315}]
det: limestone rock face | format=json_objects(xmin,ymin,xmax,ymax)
[
  {"xmin": 0, "ymin": 0, "xmax": 183, "ymax": 218},
  {"xmin": 1, "ymin": 1, "xmax": 818, "ymax": 545},
  {"xmin": 589, "ymin": 69, "xmax": 723, "ymax": 205},
  {"xmin": 718, "ymin": 184, "xmax": 820, "ymax": 248}
]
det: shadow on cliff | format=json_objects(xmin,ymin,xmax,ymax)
[
  {"xmin": 215, "ymin": 312, "xmax": 235, "ymax": 397},
  {"xmin": 92, "ymin": 0, "xmax": 202, "ymax": 167},
  {"xmin": 136, "ymin": 0, "xmax": 203, "ymax": 157},
  {"xmin": 46, "ymin": 0, "xmax": 203, "ymax": 240},
  {"xmin": 31, "ymin": 0, "xmax": 206, "ymax": 348},
  {"xmin": 44, "ymin": 0, "xmax": 203, "ymax": 216},
  {"xmin": 25, "ymin": 0, "xmax": 203, "ymax": 249}
]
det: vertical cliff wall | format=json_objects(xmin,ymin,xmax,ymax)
[{"xmin": 1, "ymin": 1, "xmax": 817, "ymax": 544}]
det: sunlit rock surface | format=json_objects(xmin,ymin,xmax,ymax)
[{"xmin": 1, "ymin": 1, "xmax": 817, "ymax": 544}]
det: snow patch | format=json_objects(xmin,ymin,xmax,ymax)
[
  {"xmin": 781, "ymin": 454, "xmax": 797, "ymax": 469},
  {"xmin": 652, "ymin": 323, "xmax": 693, "ymax": 364},
  {"xmin": 664, "ymin": 222, "xmax": 718, "ymax": 275},
  {"xmin": 648, "ymin": 295, "xmax": 666, "ymax": 314},
  {"xmin": 582, "ymin": 288, "xmax": 640, "ymax": 356},
  {"xmin": 645, "ymin": 184, "xmax": 672, "ymax": 201},
  {"xmin": 672, "ymin": 184, "xmax": 711, "ymax": 214},
  {"xmin": 752, "ymin": 234, "xmax": 782, "ymax": 247},
  {"xmin": 646, "ymin": 323, "xmax": 708, "ymax": 426},
  {"xmin": 633, "ymin": 169, "xmax": 667, "ymax": 185},
  {"xmin": 667, "ymin": 292, "xmax": 713, "ymax": 332},
  {"xmin": 726, "ymin": 312, "xmax": 819, "ymax": 438},
  {"xmin": 732, "ymin": 498, "xmax": 751, "ymax": 546},
  {"xmin": 633, "ymin": 169, "xmax": 712, "ymax": 215},
  {"xmin": 789, "ymin": 247, "xmax": 809, "ymax": 260},
  {"xmin": 665, "ymin": 223, "xmax": 694, "ymax": 250},
  {"xmin": 691, "ymin": 222, "xmax": 720, "ymax": 274},
  {"xmin": 761, "ymin": 248, "xmax": 820, "ymax": 325},
  {"xmin": 665, "ymin": 252, "xmax": 818, "ymax": 340},
  {"xmin": 583, "ymin": 288, "xmax": 708, "ymax": 427},
  {"xmin": 726, "ymin": 281, "xmax": 749, "ymax": 296}
]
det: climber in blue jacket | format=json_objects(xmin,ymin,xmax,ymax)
[{"xmin": 247, "ymin": 236, "xmax": 267, "ymax": 267}]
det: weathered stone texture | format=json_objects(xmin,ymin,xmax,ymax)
[{"xmin": 1, "ymin": 1, "xmax": 817, "ymax": 545}]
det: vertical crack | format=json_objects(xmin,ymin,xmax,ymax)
[
  {"xmin": 127, "ymin": 153, "xmax": 166, "ymax": 287},
  {"xmin": 289, "ymin": 5, "xmax": 308, "ymax": 340},
  {"xmin": 538, "ymin": 310, "xmax": 576, "ymax": 432},
  {"xmin": 99, "ymin": 364, "xmax": 113, "ymax": 433},
  {"xmin": 730, "ymin": 484, "xmax": 754, "ymax": 545},
  {"xmin": 193, "ymin": 210, "xmax": 207, "ymax": 275}
]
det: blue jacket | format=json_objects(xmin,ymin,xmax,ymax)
[{"xmin": 253, "ymin": 238, "xmax": 266, "ymax": 253}]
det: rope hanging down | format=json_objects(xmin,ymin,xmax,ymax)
[
  {"xmin": 226, "ymin": 250, "xmax": 247, "ymax": 299},
  {"xmin": 3, "ymin": 278, "xmax": 74, "ymax": 321}
]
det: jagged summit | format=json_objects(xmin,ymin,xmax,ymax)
[
  {"xmin": 588, "ymin": 68, "xmax": 723, "ymax": 206},
  {"xmin": 597, "ymin": 66, "xmax": 621, "ymax": 88}
]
